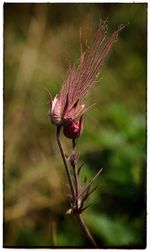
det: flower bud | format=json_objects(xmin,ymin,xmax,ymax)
[
  {"xmin": 63, "ymin": 117, "xmax": 83, "ymax": 139},
  {"xmin": 69, "ymin": 149, "xmax": 78, "ymax": 167}
]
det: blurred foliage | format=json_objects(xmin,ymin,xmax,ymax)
[{"xmin": 4, "ymin": 3, "xmax": 146, "ymax": 248}]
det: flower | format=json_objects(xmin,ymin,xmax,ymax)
[
  {"xmin": 49, "ymin": 93, "xmax": 86, "ymax": 126},
  {"xmin": 49, "ymin": 20, "xmax": 124, "ymax": 138},
  {"xmin": 63, "ymin": 117, "xmax": 83, "ymax": 139}
]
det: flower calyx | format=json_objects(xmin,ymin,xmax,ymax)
[{"xmin": 49, "ymin": 94, "xmax": 62, "ymax": 125}]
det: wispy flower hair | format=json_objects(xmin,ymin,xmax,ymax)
[{"xmin": 49, "ymin": 20, "xmax": 124, "ymax": 138}]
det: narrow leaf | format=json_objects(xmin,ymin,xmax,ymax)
[{"xmin": 77, "ymin": 168, "xmax": 103, "ymax": 199}]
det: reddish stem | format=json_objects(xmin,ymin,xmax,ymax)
[
  {"xmin": 56, "ymin": 127, "xmax": 97, "ymax": 247},
  {"xmin": 76, "ymin": 214, "xmax": 97, "ymax": 247},
  {"xmin": 56, "ymin": 126, "xmax": 75, "ymax": 200}
]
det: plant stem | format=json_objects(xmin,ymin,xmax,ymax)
[
  {"xmin": 56, "ymin": 126, "xmax": 97, "ymax": 247},
  {"xmin": 72, "ymin": 165, "xmax": 78, "ymax": 209},
  {"xmin": 76, "ymin": 214, "xmax": 97, "ymax": 247},
  {"xmin": 71, "ymin": 139, "xmax": 78, "ymax": 208},
  {"xmin": 56, "ymin": 126, "xmax": 75, "ymax": 200}
]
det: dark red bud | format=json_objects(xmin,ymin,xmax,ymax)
[{"xmin": 63, "ymin": 117, "xmax": 83, "ymax": 139}]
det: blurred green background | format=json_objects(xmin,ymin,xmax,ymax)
[{"xmin": 4, "ymin": 3, "xmax": 146, "ymax": 248}]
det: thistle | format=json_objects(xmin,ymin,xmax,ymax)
[{"xmin": 48, "ymin": 20, "xmax": 124, "ymax": 247}]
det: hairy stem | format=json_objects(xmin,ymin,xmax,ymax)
[
  {"xmin": 73, "ymin": 165, "xmax": 78, "ymax": 209},
  {"xmin": 76, "ymin": 214, "xmax": 97, "ymax": 247},
  {"xmin": 56, "ymin": 126, "xmax": 97, "ymax": 247},
  {"xmin": 56, "ymin": 125, "xmax": 75, "ymax": 200}
]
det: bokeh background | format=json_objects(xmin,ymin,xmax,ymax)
[{"xmin": 4, "ymin": 3, "xmax": 147, "ymax": 248}]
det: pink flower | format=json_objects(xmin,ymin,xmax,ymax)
[
  {"xmin": 49, "ymin": 93, "xmax": 86, "ymax": 125},
  {"xmin": 49, "ymin": 20, "xmax": 124, "ymax": 138},
  {"xmin": 63, "ymin": 117, "xmax": 83, "ymax": 139}
]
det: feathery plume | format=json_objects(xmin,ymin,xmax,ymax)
[{"xmin": 49, "ymin": 20, "xmax": 124, "ymax": 139}]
